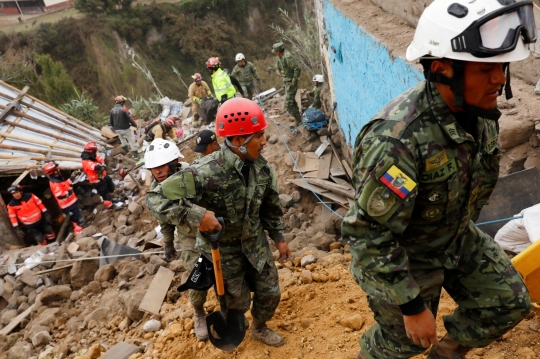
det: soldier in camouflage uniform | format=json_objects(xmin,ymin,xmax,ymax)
[
  {"xmin": 308, "ymin": 74, "xmax": 324, "ymax": 110},
  {"xmin": 273, "ymin": 42, "xmax": 301, "ymax": 123},
  {"xmin": 342, "ymin": 1, "xmax": 536, "ymax": 358},
  {"xmin": 152, "ymin": 98, "xmax": 292, "ymax": 347},
  {"xmin": 232, "ymin": 53, "xmax": 261, "ymax": 100}
]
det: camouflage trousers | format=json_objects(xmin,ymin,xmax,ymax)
[
  {"xmin": 179, "ymin": 235, "xmax": 208, "ymax": 308},
  {"xmin": 284, "ymin": 82, "xmax": 300, "ymax": 119},
  {"xmin": 240, "ymin": 83, "xmax": 255, "ymax": 100},
  {"xmin": 203, "ymin": 249, "xmax": 281, "ymax": 322},
  {"xmin": 360, "ymin": 236, "xmax": 531, "ymax": 359}
]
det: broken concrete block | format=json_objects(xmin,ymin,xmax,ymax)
[
  {"xmin": 20, "ymin": 270, "xmax": 40, "ymax": 288},
  {"xmin": 39, "ymin": 285, "xmax": 72, "ymax": 305},
  {"xmin": 31, "ymin": 330, "xmax": 52, "ymax": 347},
  {"xmin": 279, "ymin": 194, "xmax": 294, "ymax": 208},
  {"xmin": 70, "ymin": 250, "xmax": 99, "ymax": 289},
  {"xmin": 128, "ymin": 201, "xmax": 143, "ymax": 215},
  {"xmin": 94, "ymin": 264, "xmax": 117, "ymax": 283}
]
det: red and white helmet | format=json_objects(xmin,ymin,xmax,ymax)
[
  {"xmin": 43, "ymin": 162, "xmax": 58, "ymax": 175},
  {"xmin": 163, "ymin": 117, "xmax": 176, "ymax": 128},
  {"xmin": 84, "ymin": 142, "xmax": 98, "ymax": 152},
  {"xmin": 206, "ymin": 57, "xmax": 221, "ymax": 70},
  {"xmin": 192, "ymin": 73, "xmax": 202, "ymax": 81},
  {"xmin": 216, "ymin": 98, "xmax": 267, "ymax": 137},
  {"xmin": 115, "ymin": 95, "xmax": 126, "ymax": 103}
]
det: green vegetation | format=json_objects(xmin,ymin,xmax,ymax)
[
  {"xmin": 32, "ymin": 53, "xmax": 77, "ymax": 107},
  {"xmin": 59, "ymin": 88, "xmax": 107, "ymax": 128}
]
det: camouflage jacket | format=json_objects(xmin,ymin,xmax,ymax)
[
  {"xmin": 155, "ymin": 146, "xmax": 285, "ymax": 272},
  {"xmin": 232, "ymin": 62, "xmax": 260, "ymax": 85},
  {"xmin": 276, "ymin": 51, "xmax": 301, "ymax": 83},
  {"xmin": 342, "ymin": 81, "xmax": 500, "ymax": 305},
  {"xmin": 310, "ymin": 84, "xmax": 323, "ymax": 109}
]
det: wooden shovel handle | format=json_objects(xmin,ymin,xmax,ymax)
[{"xmin": 211, "ymin": 248, "xmax": 225, "ymax": 296}]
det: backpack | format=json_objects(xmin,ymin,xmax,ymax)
[
  {"xmin": 199, "ymin": 97, "xmax": 220, "ymax": 125},
  {"xmin": 300, "ymin": 108, "xmax": 328, "ymax": 131},
  {"xmin": 144, "ymin": 119, "xmax": 162, "ymax": 141}
]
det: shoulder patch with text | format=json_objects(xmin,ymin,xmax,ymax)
[
  {"xmin": 379, "ymin": 165, "xmax": 417, "ymax": 199},
  {"xmin": 425, "ymin": 150, "xmax": 449, "ymax": 171}
]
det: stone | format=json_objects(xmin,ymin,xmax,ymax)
[
  {"xmin": 86, "ymin": 306, "xmax": 111, "ymax": 324},
  {"xmin": 116, "ymin": 260, "xmax": 141, "ymax": 282},
  {"xmin": 143, "ymin": 319, "xmax": 161, "ymax": 332},
  {"xmin": 146, "ymin": 255, "xmax": 167, "ymax": 275},
  {"xmin": 31, "ymin": 330, "xmax": 52, "ymax": 347},
  {"xmin": 117, "ymin": 214, "xmax": 128, "ymax": 227},
  {"xmin": 70, "ymin": 290, "xmax": 81, "ymax": 301},
  {"xmin": 339, "ymin": 314, "xmax": 365, "ymax": 331},
  {"xmin": 507, "ymin": 109, "xmax": 519, "ymax": 116},
  {"xmin": 301, "ymin": 270, "xmax": 313, "ymax": 284},
  {"xmin": 34, "ymin": 308, "xmax": 60, "ymax": 327},
  {"xmin": 24, "ymin": 324, "xmax": 50, "ymax": 341},
  {"xmin": 83, "ymin": 281, "xmax": 102, "ymax": 296},
  {"xmin": 498, "ymin": 115, "xmax": 535, "ymax": 149},
  {"xmin": 301, "ymin": 255, "xmax": 316, "ymax": 267},
  {"xmin": 268, "ymin": 134, "xmax": 279, "ymax": 144},
  {"xmin": 39, "ymin": 285, "xmax": 72, "ymax": 305},
  {"xmin": 119, "ymin": 281, "xmax": 129, "ymax": 290},
  {"xmin": 329, "ymin": 241, "xmax": 342, "ymax": 251},
  {"xmin": 101, "ymin": 225, "xmax": 115, "ymax": 235},
  {"xmin": 118, "ymin": 317, "xmax": 131, "ymax": 331},
  {"xmin": 18, "ymin": 302, "xmax": 30, "ymax": 314},
  {"xmin": 75, "ymin": 237, "xmax": 98, "ymax": 251},
  {"xmin": 124, "ymin": 226, "xmax": 135, "ymax": 236},
  {"xmin": 88, "ymin": 343, "xmax": 106, "ymax": 359},
  {"xmin": 93, "ymin": 212, "xmax": 112, "ymax": 228},
  {"xmin": 312, "ymin": 232, "xmax": 335, "ymax": 251},
  {"xmin": 291, "ymin": 190, "xmax": 301, "ymax": 202},
  {"xmin": 0, "ymin": 309, "xmax": 17, "ymax": 325},
  {"xmin": 38, "ymin": 347, "xmax": 56, "ymax": 359},
  {"xmin": 20, "ymin": 270, "xmax": 40, "ymax": 287},
  {"xmin": 7, "ymin": 341, "xmax": 33, "ymax": 359},
  {"xmin": 317, "ymin": 253, "xmax": 346, "ymax": 268},
  {"xmin": 120, "ymin": 286, "xmax": 146, "ymax": 321},
  {"xmin": 70, "ymin": 250, "xmax": 100, "ymax": 289},
  {"xmin": 279, "ymin": 194, "xmax": 294, "ymax": 208},
  {"xmin": 79, "ymin": 225, "xmax": 98, "ymax": 238},
  {"xmin": 94, "ymin": 264, "xmax": 117, "ymax": 283},
  {"xmin": 169, "ymin": 259, "xmax": 185, "ymax": 272},
  {"xmin": 128, "ymin": 201, "xmax": 143, "ymax": 215}
]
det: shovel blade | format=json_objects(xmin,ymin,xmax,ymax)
[{"xmin": 206, "ymin": 309, "xmax": 246, "ymax": 352}]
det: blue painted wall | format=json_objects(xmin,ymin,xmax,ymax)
[{"xmin": 323, "ymin": 0, "xmax": 423, "ymax": 144}]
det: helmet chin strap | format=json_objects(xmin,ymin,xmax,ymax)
[{"xmin": 225, "ymin": 134, "xmax": 256, "ymax": 162}]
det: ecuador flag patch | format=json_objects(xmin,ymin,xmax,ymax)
[{"xmin": 379, "ymin": 165, "xmax": 417, "ymax": 199}]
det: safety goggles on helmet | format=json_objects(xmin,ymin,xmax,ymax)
[{"xmin": 451, "ymin": 1, "xmax": 537, "ymax": 58}]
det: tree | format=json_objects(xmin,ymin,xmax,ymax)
[
  {"xmin": 32, "ymin": 54, "xmax": 77, "ymax": 107},
  {"xmin": 74, "ymin": 0, "xmax": 132, "ymax": 16}
]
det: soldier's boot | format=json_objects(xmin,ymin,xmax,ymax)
[
  {"xmin": 122, "ymin": 145, "xmax": 129, "ymax": 154},
  {"xmin": 193, "ymin": 307, "xmax": 208, "ymax": 340},
  {"xmin": 251, "ymin": 320, "xmax": 285, "ymax": 347},
  {"xmin": 426, "ymin": 335, "xmax": 471, "ymax": 359}
]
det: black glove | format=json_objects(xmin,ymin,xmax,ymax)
[
  {"xmin": 43, "ymin": 212, "xmax": 51, "ymax": 223},
  {"xmin": 163, "ymin": 241, "xmax": 177, "ymax": 262},
  {"xmin": 96, "ymin": 165, "xmax": 106, "ymax": 180},
  {"xmin": 220, "ymin": 94, "xmax": 228, "ymax": 104}
]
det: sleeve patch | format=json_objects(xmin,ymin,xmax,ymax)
[
  {"xmin": 379, "ymin": 165, "xmax": 417, "ymax": 200},
  {"xmin": 367, "ymin": 187, "xmax": 396, "ymax": 217}
]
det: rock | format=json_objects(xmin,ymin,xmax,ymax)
[
  {"xmin": 20, "ymin": 270, "xmax": 40, "ymax": 287},
  {"xmin": 120, "ymin": 286, "xmax": 146, "ymax": 321},
  {"xmin": 79, "ymin": 225, "xmax": 98, "ymax": 238},
  {"xmin": 124, "ymin": 226, "xmax": 135, "ymax": 235},
  {"xmin": 116, "ymin": 260, "xmax": 141, "ymax": 281},
  {"xmin": 268, "ymin": 134, "xmax": 279, "ymax": 144},
  {"xmin": 291, "ymin": 190, "xmax": 301, "ymax": 202},
  {"xmin": 339, "ymin": 314, "xmax": 365, "ymax": 331},
  {"xmin": 0, "ymin": 309, "xmax": 17, "ymax": 325},
  {"xmin": 75, "ymin": 237, "xmax": 97, "ymax": 251},
  {"xmin": 7, "ymin": 341, "xmax": 33, "ymax": 359},
  {"xmin": 38, "ymin": 347, "xmax": 56, "ymax": 359},
  {"xmin": 70, "ymin": 250, "xmax": 100, "ymax": 289},
  {"xmin": 128, "ymin": 201, "xmax": 143, "ymax": 215},
  {"xmin": 301, "ymin": 255, "xmax": 316, "ymax": 267},
  {"xmin": 126, "ymin": 237, "xmax": 138, "ymax": 247},
  {"xmin": 70, "ymin": 290, "xmax": 81, "ymax": 301},
  {"xmin": 317, "ymin": 253, "xmax": 346, "ymax": 268},
  {"xmin": 83, "ymin": 281, "xmax": 101, "ymax": 296},
  {"xmin": 146, "ymin": 255, "xmax": 167, "ymax": 275},
  {"xmin": 279, "ymin": 194, "xmax": 294, "ymax": 208},
  {"xmin": 507, "ymin": 109, "xmax": 519, "ymax": 116},
  {"xmin": 143, "ymin": 319, "xmax": 161, "ymax": 332},
  {"xmin": 94, "ymin": 264, "xmax": 117, "ymax": 283},
  {"xmin": 93, "ymin": 212, "xmax": 112, "ymax": 228},
  {"xmin": 117, "ymin": 214, "xmax": 128, "ymax": 227},
  {"xmin": 18, "ymin": 302, "xmax": 30, "ymax": 313},
  {"xmin": 498, "ymin": 115, "xmax": 535, "ymax": 149},
  {"xmin": 39, "ymin": 285, "xmax": 72, "ymax": 305},
  {"xmin": 142, "ymin": 230, "xmax": 157, "ymax": 242},
  {"xmin": 317, "ymin": 128, "xmax": 328, "ymax": 136},
  {"xmin": 88, "ymin": 343, "xmax": 106, "ymax": 359},
  {"xmin": 31, "ymin": 331, "xmax": 52, "ymax": 347},
  {"xmin": 169, "ymin": 260, "xmax": 185, "ymax": 272},
  {"xmin": 86, "ymin": 307, "xmax": 111, "ymax": 324},
  {"xmin": 118, "ymin": 281, "xmax": 129, "ymax": 290},
  {"xmin": 278, "ymin": 268, "xmax": 294, "ymax": 282},
  {"xmin": 24, "ymin": 324, "xmax": 50, "ymax": 341},
  {"xmin": 34, "ymin": 308, "xmax": 60, "ymax": 327},
  {"xmin": 312, "ymin": 232, "xmax": 335, "ymax": 251},
  {"xmin": 118, "ymin": 317, "xmax": 131, "ymax": 331},
  {"xmin": 101, "ymin": 225, "xmax": 115, "ymax": 235},
  {"xmin": 329, "ymin": 242, "xmax": 342, "ymax": 251},
  {"xmin": 301, "ymin": 270, "xmax": 313, "ymax": 284}
]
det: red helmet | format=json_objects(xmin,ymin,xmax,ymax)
[
  {"xmin": 43, "ymin": 162, "xmax": 58, "ymax": 175},
  {"xmin": 216, "ymin": 98, "xmax": 267, "ymax": 137},
  {"xmin": 115, "ymin": 95, "xmax": 126, "ymax": 103},
  {"xmin": 164, "ymin": 117, "xmax": 176, "ymax": 128},
  {"xmin": 193, "ymin": 73, "xmax": 202, "ymax": 81},
  {"xmin": 206, "ymin": 57, "xmax": 221, "ymax": 70},
  {"xmin": 84, "ymin": 142, "xmax": 98, "ymax": 152}
]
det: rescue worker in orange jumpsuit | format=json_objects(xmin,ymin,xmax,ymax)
[
  {"xmin": 81, "ymin": 142, "xmax": 115, "ymax": 209},
  {"xmin": 7, "ymin": 185, "xmax": 55, "ymax": 246},
  {"xmin": 43, "ymin": 162, "xmax": 84, "ymax": 236}
]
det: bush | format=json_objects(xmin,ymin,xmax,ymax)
[
  {"xmin": 59, "ymin": 88, "xmax": 107, "ymax": 127},
  {"xmin": 32, "ymin": 53, "xmax": 77, "ymax": 107},
  {"xmin": 127, "ymin": 94, "xmax": 161, "ymax": 120}
]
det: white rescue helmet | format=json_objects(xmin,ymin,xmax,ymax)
[
  {"xmin": 235, "ymin": 53, "xmax": 246, "ymax": 62},
  {"xmin": 312, "ymin": 74, "xmax": 324, "ymax": 83},
  {"xmin": 406, "ymin": 0, "xmax": 536, "ymax": 63},
  {"xmin": 144, "ymin": 138, "xmax": 184, "ymax": 169}
]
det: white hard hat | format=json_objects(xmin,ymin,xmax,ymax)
[
  {"xmin": 312, "ymin": 74, "xmax": 324, "ymax": 83},
  {"xmin": 144, "ymin": 138, "xmax": 184, "ymax": 169},
  {"xmin": 406, "ymin": 0, "xmax": 536, "ymax": 63},
  {"xmin": 235, "ymin": 53, "xmax": 246, "ymax": 62}
]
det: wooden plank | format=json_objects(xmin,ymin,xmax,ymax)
[
  {"xmin": 138, "ymin": 266, "xmax": 175, "ymax": 315},
  {"xmin": 100, "ymin": 341, "xmax": 139, "ymax": 359},
  {"xmin": 306, "ymin": 178, "xmax": 355, "ymax": 199},
  {"xmin": 0, "ymin": 85, "xmax": 29, "ymax": 122},
  {"xmin": 11, "ymin": 170, "xmax": 30, "ymax": 187},
  {"xmin": 303, "ymin": 171, "xmax": 319, "ymax": 178},
  {"xmin": 342, "ymin": 160, "xmax": 353, "ymax": 180},
  {"xmin": 67, "ymin": 243, "xmax": 79, "ymax": 253},
  {"xmin": 287, "ymin": 178, "xmax": 329, "ymax": 195},
  {"xmin": 317, "ymin": 149, "xmax": 332, "ymax": 179},
  {"xmin": 36, "ymin": 264, "xmax": 73, "ymax": 275},
  {"xmin": 315, "ymin": 140, "xmax": 330, "ymax": 158},
  {"xmin": 293, "ymin": 152, "xmax": 319, "ymax": 173},
  {"xmin": 101, "ymin": 126, "xmax": 118, "ymax": 139},
  {"xmin": 0, "ymin": 304, "xmax": 35, "ymax": 335},
  {"xmin": 330, "ymin": 153, "xmax": 346, "ymax": 177},
  {"xmin": 330, "ymin": 175, "xmax": 353, "ymax": 189}
]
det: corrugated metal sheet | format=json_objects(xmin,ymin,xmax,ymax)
[{"xmin": 0, "ymin": 81, "xmax": 106, "ymax": 175}]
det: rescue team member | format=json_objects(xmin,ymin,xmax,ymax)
[
  {"xmin": 206, "ymin": 57, "xmax": 236, "ymax": 104},
  {"xmin": 110, "ymin": 95, "xmax": 139, "ymax": 156},
  {"xmin": 81, "ymin": 142, "xmax": 115, "ymax": 209},
  {"xmin": 188, "ymin": 73, "xmax": 213, "ymax": 126},
  {"xmin": 153, "ymin": 98, "xmax": 291, "ymax": 346},
  {"xmin": 232, "ymin": 53, "xmax": 261, "ymax": 100},
  {"xmin": 145, "ymin": 117, "xmax": 178, "ymax": 143},
  {"xmin": 43, "ymin": 162, "xmax": 84, "ymax": 236},
  {"xmin": 145, "ymin": 138, "xmax": 212, "ymax": 340},
  {"xmin": 7, "ymin": 185, "xmax": 55, "ymax": 246},
  {"xmin": 193, "ymin": 129, "xmax": 220, "ymax": 157},
  {"xmin": 308, "ymin": 74, "xmax": 323, "ymax": 110},
  {"xmin": 273, "ymin": 42, "xmax": 301, "ymax": 123},
  {"xmin": 343, "ymin": 1, "xmax": 536, "ymax": 358}
]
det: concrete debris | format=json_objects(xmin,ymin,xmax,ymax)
[
  {"xmin": 143, "ymin": 319, "xmax": 161, "ymax": 332},
  {"xmin": 31, "ymin": 330, "xmax": 52, "ymax": 347}
]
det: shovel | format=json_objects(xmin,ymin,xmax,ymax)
[{"xmin": 201, "ymin": 217, "xmax": 246, "ymax": 352}]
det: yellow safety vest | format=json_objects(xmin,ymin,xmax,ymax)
[{"xmin": 211, "ymin": 68, "xmax": 236, "ymax": 100}]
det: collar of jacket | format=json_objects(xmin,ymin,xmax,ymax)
[{"xmin": 222, "ymin": 145, "xmax": 267, "ymax": 174}]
